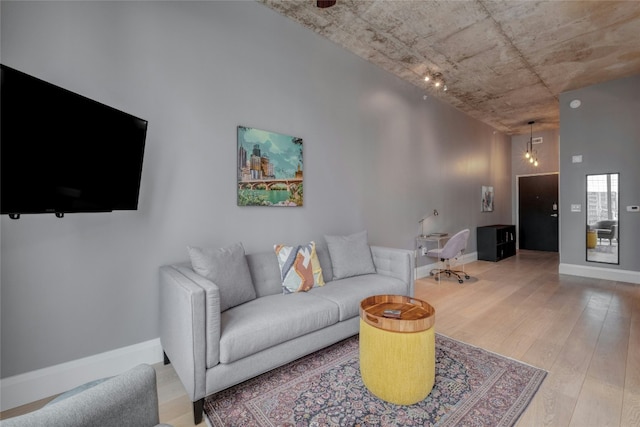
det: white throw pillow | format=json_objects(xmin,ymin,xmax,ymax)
[
  {"xmin": 324, "ymin": 230, "xmax": 376, "ymax": 280},
  {"xmin": 188, "ymin": 242, "xmax": 256, "ymax": 311}
]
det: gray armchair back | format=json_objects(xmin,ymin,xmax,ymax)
[
  {"xmin": 594, "ymin": 220, "xmax": 618, "ymax": 243},
  {"xmin": 0, "ymin": 364, "xmax": 172, "ymax": 427}
]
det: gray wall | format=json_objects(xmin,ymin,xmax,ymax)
[
  {"xmin": 559, "ymin": 74, "xmax": 640, "ymax": 270},
  {"xmin": 0, "ymin": 1, "xmax": 511, "ymax": 377}
]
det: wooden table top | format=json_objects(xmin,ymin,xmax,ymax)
[{"xmin": 360, "ymin": 294, "xmax": 435, "ymax": 333}]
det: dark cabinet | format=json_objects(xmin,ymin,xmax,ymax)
[{"xmin": 477, "ymin": 225, "xmax": 516, "ymax": 262}]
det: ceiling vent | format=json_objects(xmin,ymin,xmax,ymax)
[{"xmin": 532, "ymin": 137, "xmax": 543, "ymax": 145}]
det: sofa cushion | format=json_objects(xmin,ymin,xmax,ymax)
[
  {"xmin": 314, "ymin": 243, "xmax": 333, "ymax": 282},
  {"xmin": 245, "ymin": 251, "xmax": 282, "ymax": 298},
  {"xmin": 324, "ymin": 230, "xmax": 376, "ymax": 280},
  {"xmin": 188, "ymin": 242, "xmax": 256, "ymax": 312},
  {"xmin": 274, "ymin": 241, "xmax": 325, "ymax": 293},
  {"xmin": 309, "ymin": 274, "xmax": 407, "ymax": 321},
  {"xmin": 219, "ymin": 293, "xmax": 339, "ymax": 363}
]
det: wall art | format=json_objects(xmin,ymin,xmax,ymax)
[
  {"xmin": 237, "ymin": 126, "xmax": 303, "ymax": 207},
  {"xmin": 481, "ymin": 185, "xmax": 494, "ymax": 212}
]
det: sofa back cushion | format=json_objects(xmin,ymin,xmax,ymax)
[
  {"xmin": 324, "ymin": 230, "xmax": 376, "ymax": 280},
  {"xmin": 315, "ymin": 243, "xmax": 333, "ymax": 282},
  {"xmin": 246, "ymin": 244, "xmax": 335, "ymax": 297},
  {"xmin": 245, "ymin": 251, "xmax": 282, "ymax": 297}
]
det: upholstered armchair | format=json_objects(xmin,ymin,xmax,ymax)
[
  {"xmin": 593, "ymin": 220, "xmax": 618, "ymax": 244},
  {"xmin": 0, "ymin": 364, "xmax": 172, "ymax": 427}
]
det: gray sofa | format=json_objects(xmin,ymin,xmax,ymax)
[
  {"xmin": 0, "ymin": 364, "xmax": 170, "ymax": 427},
  {"xmin": 159, "ymin": 240, "xmax": 414, "ymax": 424}
]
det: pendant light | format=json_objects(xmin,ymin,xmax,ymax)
[{"xmin": 525, "ymin": 121, "xmax": 538, "ymax": 167}]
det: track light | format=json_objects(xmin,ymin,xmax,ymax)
[{"xmin": 424, "ymin": 72, "xmax": 447, "ymax": 92}]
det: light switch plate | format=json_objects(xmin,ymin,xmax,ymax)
[
  {"xmin": 572, "ymin": 155, "xmax": 583, "ymax": 163},
  {"xmin": 627, "ymin": 205, "xmax": 639, "ymax": 212},
  {"xmin": 571, "ymin": 204, "xmax": 581, "ymax": 212}
]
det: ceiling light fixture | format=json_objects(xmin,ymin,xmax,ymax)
[
  {"xmin": 424, "ymin": 72, "xmax": 447, "ymax": 91},
  {"xmin": 317, "ymin": 0, "xmax": 336, "ymax": 8},
  {"xmin": 525, "ymin": 121, "xmax": 539, "ymax": 167}
]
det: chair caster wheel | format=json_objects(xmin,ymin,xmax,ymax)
[
  {"xmin": 465, "ymin": 275, "xmax": 470, "ymax": 279},
  {"xmin": 458, "ymin": 279, "xmax": 464, "ymax": 284},
  {"xmin": 429, "ymin": 272, "xmax": 434, "ymax": 276}
]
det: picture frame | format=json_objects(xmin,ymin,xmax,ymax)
[
  {"xmin": 237, "ymin": 126, "xmax": 303, "ymax": 207},
  {"xmin": 481, "ymin": 185, "xmax": 494, "ymax": 212}
]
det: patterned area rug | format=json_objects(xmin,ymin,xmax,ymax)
[{"xmin": 204, "ymin": 334, "xmax": 546, "ymax": 426}]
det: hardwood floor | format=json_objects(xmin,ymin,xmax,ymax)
[
  {"xmin": 2, "ymin": 250, "xmax": 638, "ymax": 426},
  {"xmin": 413, "ymin": 250, "xmax": 639, "ymax": 427}
]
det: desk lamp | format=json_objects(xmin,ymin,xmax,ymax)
[{"xmin": 419, "ymin": 209, "xmax": 439, "ymax": 237}]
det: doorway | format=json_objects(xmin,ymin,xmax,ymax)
[{"xmin": 518, "ymin": 173, "xmax": 559, "ymax": 252}]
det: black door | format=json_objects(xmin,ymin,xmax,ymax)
[{"xmin": 519, "ymin": 174, "xmax": 559, "ymax": 251}]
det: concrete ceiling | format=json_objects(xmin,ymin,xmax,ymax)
[{"xmin": 259, "ymin": 0, "xmax": 640, "ymax": 135}]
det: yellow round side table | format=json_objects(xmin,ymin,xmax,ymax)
[
  {"xmin": 587, "ymin": 229, "xmax": 597, "ymax": 249},
  {"xmin": 359, "ymin": 295, "xmax": 436, "ymax": 405}
]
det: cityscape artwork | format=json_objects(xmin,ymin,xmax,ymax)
[{"xmin": 237, "ymin": 126, "xmax": 303, "ymax": 207}]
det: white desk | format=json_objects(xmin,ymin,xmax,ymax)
[
  {"xmin": 415, "ymin": 234, "xmax": 449, "ymax": 278},
  {"xmin": 416, "ymin": 234, "xmax": 449, "ymax": 256}
]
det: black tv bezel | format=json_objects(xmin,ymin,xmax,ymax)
[{"xmin": 1, "ymin": 64, "xmax": 148, "ymax": 218}]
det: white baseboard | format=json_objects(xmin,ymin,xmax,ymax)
[
  {"xmin": 559, "ymin": 263, "xmax": 640, "ymax": 284},
  {"xmin": 0, "ymin": 338, "xmax": 163, "ymax": 411},
  {"xmin": 416, "ymin": 252, "xmax": 478, "ymax": 279}
]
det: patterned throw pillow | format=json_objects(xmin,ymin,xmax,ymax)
[{"xmin": 274, "ymin": 241, "xmax": 325, "ymax": 294}]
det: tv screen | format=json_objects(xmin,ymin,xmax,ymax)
[{"xmin": 1, "ymin": 64, "xmax": 148, "ymax": 218}]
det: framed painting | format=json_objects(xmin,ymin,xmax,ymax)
[
  {"xmin": 237, "ymin": 126, "xmax": 303, "ymax": 207},
  {"xmin": 481, "ymin": 185, "xmax": 494, "ymax": 212}
]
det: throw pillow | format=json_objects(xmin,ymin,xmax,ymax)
[
  {"xmin": 188, "ymin": 242, "xmax": 256, "ymax": 312},
  {"xmin": 324, "ymin": 230, "xmax": 376, "ymax": 280},
  {"xmin": 274, "ymin": 241, "xmax": 325, "ymax": 294}
]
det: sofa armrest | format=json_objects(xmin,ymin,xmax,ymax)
[
  {"xmin": 172, "ymin": 265, "xmax": 223, "ymax": 369},
  {"xmin": 159, "ymin": 266, "xmax": 209, "ymax": 402},
  {"xmin": 371, "ymin": 246, "xmax": 414, "ymax": 297}
]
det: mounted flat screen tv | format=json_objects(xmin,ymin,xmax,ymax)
[{"xmin": 1, "ymin": 64, "xmax": 148, "ymax": 219}]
